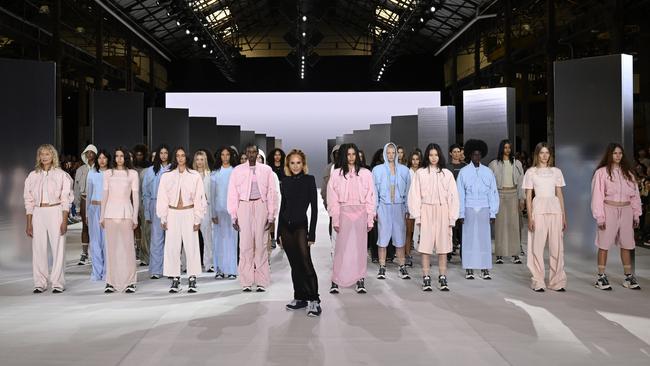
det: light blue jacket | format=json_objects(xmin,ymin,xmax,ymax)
[
  {"xmin": 372, "ymin": 142, "xmax": 411, "ymax": 209},
  {"xmin": 210, "ymin": 166, "xmax": 233, "ymax": 217},
  {"xmin": 456, "ymin": 163, "xmax": 499, "ymax": 219},
  {"xmin": 142, "ymin": 164, "xmax": 170, "ymax": 220}
]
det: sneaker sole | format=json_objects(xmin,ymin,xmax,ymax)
[
  {"xmin": 307, "ymin": 312, "xmax": 321, "ymax": 317},
  {"xmin": 422, "ymin": 286, "xmax": 432, "ymax": 292},
  {"xmin": 595, "ymin": 283, "xmax": 612, "ymax": 290},
  {"xmin": 188, "ymin": 288, "xmax": 197, "ymax": 293},
  {"xmin": 377, "ymin": 275, "xmax": 386, "ymax": 279},
  {"xmin": 465, "ymin": 276, "xmax": 475, "ymax": 280},
  {"xmin": 623, "ymin": 283, "xmax": 641, "ymax": 290},
  {"xmin": 439, "ymin": 286, "xmax": 450, "ymax": 291},
  {"xmin": 356, "ymin": 287, "xmax": 367, "ymax": 293},
  {"xmin": 169, "ymin": 288, "xmax": 181, "ymax": 293},
  {"xmin": 401, "ymin": 275, "xmax": 411, "ymax": 279}
]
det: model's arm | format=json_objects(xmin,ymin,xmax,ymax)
[
  {"xmin": 448, "ymin": 173, "xmax": 460, "ymax": 226},
  {"xmin": 326, "ymin": 174, "xmax": 341, "ymax": 230},
  {"xmin": 142, "ymin": 169, "xmax": 152, "ymax": 221},
  {"xmin": 590, "ymin": 170, "xmax": 606, "ymax": 226},
  {"xmin": 193, "ymin": 174, "xmax": 207, "ymax": 227},
  {"xmin": 156, "ymin": 175, "xmax": 169, "ymax": 226},
  {"xmin": 130, "ymin": 171, "xmax": 139, "ymax": 226},
  {"xmin": 100, "ymin": 172, "xmax": 109, "ymax": 226},
  {"xmin": 456, "ymin": 171, "xmax": 465, "ymax": 219},
  {"xmin": 24, "ymin": 174, "xmax": 34, "ymax": 237},
  {"xmin": 407, "ymin": 172, "xmax": 421, "ymax": 224},
  {"xmin": 308, "ymin": 176, "xmax": 318, "ymax": 242}
]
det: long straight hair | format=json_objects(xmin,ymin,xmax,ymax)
[
  {"xmin": 338, "ymin": 143, "xmax": 361, "ymax": 178},
  {"xmin": 422, "ymin": 143, "xmax": 446, "ymax": 172},
  {"xmin": 152, "ymin": 144, "xmax": 170, "ymax": 174},
  {"xmin": 169, "ymin": 146, "xmax": 190, "ymax": 171},
  {"xmin": 594, "ymin": 142, "xmax": 635, "ymax": 182},
  {"xmin": 94, "ymin": 149, "xmax": 112, "ymax": 172},
  {"xmin": 496, "ymin": 139, "xmax": 514, "ymax": 162},
  {"xmin": 532, "ymin": 142, "xmax": 555, "ymax": 168}
]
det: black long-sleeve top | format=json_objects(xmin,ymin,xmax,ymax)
[{"xmin": 278, "ymin": 173, "xmax": 318, "ymax": 242}]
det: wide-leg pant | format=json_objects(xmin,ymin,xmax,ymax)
[
  {"xmin": 32, "ymin": 206, "xmax": 66, "ymax": 289},
  {"xmin": 495, "ymin": 188, "xmax": 521, "ymax": 257},
  {"xmin": 418, "ymin": 204, "xmax": 453, "ymax": 255},
  {"xmin": 163, "ymin": 209, "xmax": 202, "ymax": 277},
  {"xmin": 104, "ymin": 219, "xmax": 137, "ymax": 291},
  {"xmin": 200, "ymin": 212, "xmax": 213, "ymax": 270},
  {"xmin": 87, "ymin": 204, "xmax": 106, "ymax": 281},
  {"xmin": 237, "ymin": 200, "xmax": 270, "ymax": 287},
  {"xmin": 212, "ymin": 210, "xmax": 238, "ymax": 275},
  {"xmin": 461, "ymin": 207, "xmax": 492, "ymax": 270},
  {"xmin": 527, "ymin": 213, "xmax": 566, "ymax": 290},
  {"xmin": 149, "ymin": 199, "xmax": 165, "ymax": 276},
  {"xmin": 377, "ymin": 203, "xmax": 406, "ymax": 247},
  {"xmin": 332, "ymin": 205, "xmax": 368, "ymax": 287},
  {"xmin": 280, "ymin": 223, "xmax": 320, "ymax": 301},
  {"xmin": 138, "ymin": 204, "xmax": 150, "ymax": 264}
]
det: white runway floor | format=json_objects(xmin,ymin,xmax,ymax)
[{"xmin": 1, "ymin": 204, "xmax": 650, "ymax": 366}]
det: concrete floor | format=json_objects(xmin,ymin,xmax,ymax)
[{"xmin": 1, "ymin": 204, "xmax": 649, "ymax": 366}]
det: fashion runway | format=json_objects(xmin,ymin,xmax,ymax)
[{"xmin": 0, "ymin": 196, "xmax": 649, "ymax": 366}]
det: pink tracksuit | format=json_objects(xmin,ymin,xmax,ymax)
[
  {"xmin": 227, "ymin": 163, "xmax": 277, "ymax": 288},
  {"xmin": 327, "ymin": 168, "xmax": 375, "ymax": 287},
  {"xmin": 157, "ymin": 169, "xmax": 207, "ymax": 277},
  {"xmin": 407, "ymin": 167, "xmax": 459, "ymax": 255},
  {"xmin": 100, "ymin": 169, "xmax": 139, "ymax": 291},
  {"xmin": 522, "ymin": 167, "xmax": 567, "ymax": 290},
  {"xmin": 24, "ymin": 168, "xmax": 73, "ymax": 290},
  {"xmin": 591, "ymin": 167, "xmax": 642, "ymax": 250}
]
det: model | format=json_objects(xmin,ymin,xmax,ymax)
[
  {"xmin": 86, "ymin": 149, "xmax": 110, "ymax": 281},
  {"xmin": 194, "ymin": 150, "xmax": 214, "ymax": 272},
  {"xmin": 73, "ymin": 144, "xmax": 97, "ymax": 265},
  {"xmin": 211, "ymin": 146, "xmax": 238, "ymax": 279},
  {"xmin": 448, "ymin": 144, "xmax": 466, "ymax": 260},
  {"xmin": 405, "ymin": 149, "xmax": 422, "ymax": 267}
]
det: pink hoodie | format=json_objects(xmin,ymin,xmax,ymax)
[
  {"xmin": 326, "ymin": 167, "xmax": 376, "ymax": 228},
  {"xmin": 591, "ymin": 167, "xmax": 642, "ymax": 224},
  {"xmin": 227, "ymin": 163, "xmax": 277, "ymax": 222},
  {"xmin": 408, "ymin": 167, "xmax": 460, "ymax": 226}
]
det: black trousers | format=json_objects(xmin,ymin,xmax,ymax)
[{"xmin": 279, "ymin": 224, "xmax": 320, "ymax": 302}]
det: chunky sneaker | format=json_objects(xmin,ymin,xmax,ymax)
[
  {"xmin": 169, "ymin": 277, "xmax": 181, "ymax": 293},
  {"xmin": 52, "ymin": 287, "xmax": 65, "ymax": 293},
  {"xmin": 215, "ymin": 273, "xmax": 225, "ymax": 280},
  {"xmin": 125, "ymin": 284, "xmax": 136, "ymax": 293},
  {"xmin": 188, "ymin": 276, "xmax": 198, "ymax": 293},
  {"xmin": 438, "ymin": 275, "xmax": 450, "ymax": 291},
  {"xmin": 595, "ymin": 274, "xmax": 612, "ymax": 290},
  {"xmin": 256, "ymin": 286, "xmax": 266, "ymax": 292},
  {"xmin": 405, "ymin": 255, "xmax": 413, "ymax": 267},
  {"xmin": 226, "ymin": 274, "xmax": 237, "ymax": 280},
  {"xmin": 355, "ymin": 278, "xmax": 367, "ymax": 293},
  {"xmin": 512, "ymin": 256, "xmax": 522, "ymax": 264},
  {"xmin": 495, "ymin": 256, "xmax": 504, "ymax": 264},
  {"xmin": 623, "ymin": 274, "xmax": 641, "ymax": 290},
  {"xmin": 150, "ymin": 274, "xmax": 161, "ymax": 280},
  {"xmin": 104, "ymin": 284, "xmax": 116, "ymax": 293},
  {"xmin": 139, "ymin": 261, "xmax": 148, "ymax": 267},
  {"xmin": 78, "ymin": 253, "xmax": 89, "ymax": 265},
  {"xmin": 480, "ymin": 269, "xmax": 492, "ymax": 280},
  {"xmin": 33, "ymin": 287, "xmax": 45, "ymax": 294},
  {"xmin": 377, "ymin": 265, "xmax": 386, "ymax": 279},
  {"xmin": 286, "ymin": 299, "xmax": 308, "ymax": 310},
  {"xmin": 306, "ymin": 301, "xmax": 322, "ymax": 317},
  {"xmin": 329, "ymin": 282, "xmax": 339, "ymax": 294},
  {"xmin": 465, "ymin": 269, "xmax": 475, "ymax": 280},
  {"xmin": 422, "ymin": 276, "xmax": 433, "ymax": 291},
  {"xmin": 533, "ymin": 287, "xmax": 545, "ymax": 292},
  {"xmin": 242, "ymin": 286, "xmax": 252, "ymax": 292},
  {"xmin": 399, "ymin": 265, "xmax": 411, "ymax": 280}
]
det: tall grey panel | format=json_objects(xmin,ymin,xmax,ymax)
[
  {"xmin": 240, "ymin": 130, "xmax": 255, "ymax": 151},
  {"xmin": 214, "ymin": 125, "xmax": 241, "ymax": 152},
  {"xmin": 418, "ymin": 107, "xmax": 456, "ymax": 156},
  {"xmin": 266, "ymin": 137, "xmax": 275, "ymax": 155},
  {"xmin": 147, "ymin": 108, "xmax": 189, "ymax": 151},
  {"xmin": 188, "ymin": 117, "xmax": 218, "ymax": 155},
  {"xmin": 275, "ymin": 138, "xmax": 282, "ymax": 149},
  {"xmin": 355, "ymin": 130, "xmax": 371, "ymax": 158},
  {"xmin": 0, "ymin": 59, "xmax": 55, "ymax": 276},
  {"xmin": 343, "ymin": 133, "xmax": 354, "ymax": 143},
  {"xmin": 327, "ymin": 139, "xmax": 336, "ymax": 163},
  {"xmin": 336, "ymin": 136, "xmax": 344, "ymax": 146},
  {"xmin": 255, "ymin": 133, "xmax": 267, "ymax": 155},
  {"xmin": 91, "ymin": 91, "xmax": 144, "ymax": 150},
  {"xmin": 369, "ymin": 124, "xmax": 391, "ymax": 155},
  {"xmin": 463, "ymin": 88, "xmax": 515, "ymax": 163},
  {"xmin": 390, "ymin": 115, "xmax": 418, "ymax": 153},
  {"xmin": 555, "ymin": 54, "xmax": 633, "ymax": 255}
]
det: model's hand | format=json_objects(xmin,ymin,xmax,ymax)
[
  {"xmin": 100, "ymin": 220, "xmax": 105, "ymax": 229},
  {"xmin": 233, "ymin": 219, "xmax": 240, "ymax": 232},
  {"xmin": 367, "ymin": 226, "xmax": 373, "ymax": 233},
  {"xmin": 333, "ymin": 226, "xmax": 340, "ymax": 233},
  {"xmin": 193, "ymin": 224, "xmax": 200, "ymax": 231},
  {"xmin": 212, "ymin": 217, "xmax": 218, "ymax": 225},
  {"xmin": 562, "ymin": 218, "xmax": 567, "ymax": 232},
  {"xmin": 132, "ymin": 222, "xmax": 138, "ymax": 230},
  {"xmin": 265, "ymin": 220, "xmax": 274, "ymax": 231},
  {"xmin": 162, "ymin": 222, "xmax": 168, "ymax": 231},
  {"xmin": 26, "ymin": 222, "xmax": 33, "ymax": 238},
  {"xmin": 490, "ymin": 218, "xmax": 495, "ymax": 224},
  {"xmin": 60, "ymin": 221, "xmax": 68, "ymax": 236},
  {"xmin": 308, "ymin": 241, "xmax": 315, "ymax": 246},
  {"xmin": 458, "ymin": 218, "xmax": 464, "ymax": 225},
  {"xmin": 598, "ymin": 223, "xmax": 606, "ymax": 230},
  {"xmin": 374, "ymin": 214, "xmax": 378, "ymax": 222},
  {"xmin": 633, "ymin": 219, "xmax": 640, "ymax": 229},
  {"xmin": 519, "ymin": 200, "xmax": 526, "ymax": 211},
  {"xmin": 528, "ymin": 218, "xmax": 535, "ymax": 232}
]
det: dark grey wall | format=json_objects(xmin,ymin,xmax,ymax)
[
  {"xmin": 91, "ymin": 91, "xmax": 144, "ymax": 150},
  {"xmin": 266, "ymin": 136, "xmax": 275, "ymax": 156},
  {"xmin": 255, "ymin": 134, "xmax": 267, "ymax": 157},
  {"xmin": 390, "ymin": 115, "xmax": 418, "ymax": 154},
  {"xmin": 555, "ymin": 54, "xmax": 634, "ymax": 255},
  {"xmin": 0, "ymin": 58, "xmax": 56, "ymax": 276},
  {"xmin": 327, "ymin": 139, "xmax": 336, "ymax": 163},
  {"xmin": 188, "ymin": 117, "xmax": 218, "ymax": 155},
  {"xmin": 240, "ymin": 130, "xmax": 256, "ymax": 152},
  {"xmin": 417, "ymin": 107, "xmax": 456, "ymax": 157},
  {"xmin": 147, "ymin": 108, "xmax": 189, "ymax": 151},
  {"xmin": 214, "ymin": 125, "xmax": 241, "ymax": 153},
  {"xmin": 369, "ymin": 123, "xmax": 391, "ymax": 157}
]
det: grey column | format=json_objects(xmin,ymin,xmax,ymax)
[
  {"xmin": 390, "ymin": 115, "xmax": 418, "ymax": 153},
  {"xmin": 418, "ymin": 107, "xmax": 456, "ymax": 157}
]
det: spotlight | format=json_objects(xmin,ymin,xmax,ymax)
[
  {"xmin": 166, "ymin": 11, "xmax": 170, "ymax": 17},
  {"xmin": 301, "ymin": 56, "xmax": 305, "ymax": 60},
  {"xmin": 302, "ymin": 15, "xmax": 307, "ymax": 22},
  {"xmin": 420, "ymin": 17, "xmax": 425, "ymax": 23},
  {"xmin": 302, "ymin": 32, "xmax": 306, "ymax": 37},
  {"xmin": 209, "ymin": 49, "xmax": 213, "ymax": 54},
  {"xmin": 430, "ymin": 6, "xmax": 436, "ymax": 12},
  {"xmin": 176, "ymin": 20, "xmax": 181, "ymax": 26},
  {"xmin": 193, "ymin": 36, "xmax": 198, "ymax": 42},
  {"xmin": 379, "ymin": 71, "xmax": 383, "ymax": 75},
  {"xmin": 185, "ymin": 29, "xmax": 190, "ymax": 35},
  {"xmin": 202, "ymin": 44, "xmax": 206, "ymax": 48}
]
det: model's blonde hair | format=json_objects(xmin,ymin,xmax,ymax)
[
  {"xmin": 284, "ymin": 149, "xmax": 309, "ymax": 176},
  {"xmin": 532, "ymin": 142, "xmax": 555, "ymax": 168},
  {"xmin": 192, "ymin": 150, "xmax": 210, "ymax": 173},
  {"xmin": 35, "ymin": 144, "xmax": 60, "ymax": 172}
]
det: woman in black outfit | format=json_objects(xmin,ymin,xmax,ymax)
[{"xmin": 279, "ymin": 149, "xmax": 321, "ymax": 317}]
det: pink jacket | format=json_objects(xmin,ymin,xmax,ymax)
[
  {"xmin": 408, "ymin": 167, "xmax": 460, "ymax": 226},
  {"xmin": 23, "ymin": 168, "xmax": 73, "ymax": 215},
  {"xmin": 591, "ymin": 167, "xmax": 642, "ymax": 224},
  {"xmin": 326, "ymin": 168, "xmax": 376, "ymax": 228},
  {"xmin": 100, "ymin": 169, "xmax": 139, "ymax": 225},
  {"xmin": 227, "ymin": 163, "xmax": 277, "ymax": 222},
  {"xmin": 156, "ymin": 169, "xmax": 207, "ymax": 225}
]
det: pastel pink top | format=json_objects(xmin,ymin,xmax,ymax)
[
  {"xmin": 591, "ymin": 167, "xmax": 642, "ymax": 224},
  {"xmin": 156, "ymin": 168, "xmax": 207, "ymax": 225},
  {"xmin": 100, "ymin": 169, "xmax": 139, "ymax": 225},
  {"xmin": 408, "ymin": 167, "xmax": 460, "ymax": 226},
  {"xmin": 326, "ymin": 168, "xmax": 376, "ymax": 228},
  {"xmin": 227, "ymin": 163, "xmax": 277, "ymax": 222},
  {"xmin": 522, "ymin": 167, "xmax": 566, "ymax": 215},
  {"xmin": 23, "ymin": 168, "xmax": 73, "ymax": 214}
]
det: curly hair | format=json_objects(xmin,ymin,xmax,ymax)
[{"xmin": 464, "ymin": 139, "xmax": 488, "ymax": 159}]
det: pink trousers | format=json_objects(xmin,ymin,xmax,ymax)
[
  {"xmin": 163, "ymin": 209, "xmax": 202, "ymax": 277},
  {"xmin": 527, "ymin": 213, "xmax": 567, "ymax": 290},
  {"xmin": 32, "ymin": 206, "xmax": 66, "ymax": 290},
  {"xmin": 596, "ymin": 204, "xmax": 635, "ymax": 250},
  {"xmin": 332, "ymin": 205, "xmax": 368, "ymax": 288},
  {"xmin": 104, "ymin": 219, "xmax": 137, "ymax": 291},
  {"xmin": 237, "ymin": 200, "xmax": 270, "ymax": 287}
]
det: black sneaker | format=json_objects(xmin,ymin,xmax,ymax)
[
  {"xmin": 188, "ymin": 276, "xmax": 197, "ymax": 293},
  {"xmin": 355, "ymin": 278, "xmax": 367, "ymax": 293},
  {"xmin": 422, "ymin": 276, "xmax": 433, "ymax": 292},
  {"xmin": 242, "ymin": 286, "xmax": 252, "ymax": 292},
  {"xmin": 215, "ymin": 273, "xmax": 225, "ymax": 280},
  {"xmin": 125, "ymin": 284, "xmax": 136, "ymax": 293},
  {"xmin": 465, "ymin": 269, "xmax": 475, "ymax": 280},
  {"xmin": 78, "ymin": 253, "xmax": 89, "ymax": 265},
  {"xmin": 512, "ymin": 256, "xmax": 522, "ymax": 264},
  {"xmin": 533, "ymin": 287, "xmax": 545, "ymax": 292},
  {"xmin": 377, "ymin": 265, "xmax": 386, "ymax": 279},
  {"xmin": 33, "ymin": 287, "xmax": 45, "ymax": 294},
  {"xmin": 495, "ymin": 256, "xmax": 504, "ymax": 264},
  {"xmin": 405, "ymin": 255, "xmax": 413, "ymax": 267},
  {"xmin": 207, "ymin": 266, "xmax": 215, "ymax": 273},
  {"xmin": 52, "ymin": 287, "xmax": 64, "ymax": 293},
  {"xmin": 104, "ymin": 284, "xmax": 116, "ymax": 293},
  {"xmin": 595, "ymin": 274, "xmax": 612, "ymax": 290},
  {"xmin": 623, "ymin": 274, "xmax": 641, "ymax": 290},
  {"xmin": 286, "ymin": 299, "xmax": 308, "ymax": 310},
  {"xmin": 169, "ymin": 277, "xmax": 181, "ymax": 293},
  {"xmin": 480, "ymin": 269, "xmax": 492, "ymax": 280},
  {"xmin": 256, "ymin": 286, "xmax": 266, "ymax": 292},
  {"xmin": 399, "ymin": 265, "xmax": 411, "ymax": 280},
  {"xmin": 447, "ymin": 253, "xmax": 452, "ymax": 262},
  {"xmin": 227, "ymin": 274, "xmax": 237, "ymax": 280},
  {"xmin": 329, "ymin": 282, "xmax": 339, "ymax": 294},
  {"xmin": 438, "ymin": 275, "xmax": 450, "ymax": 291},
  {"xmin": 306, "ymin": 301, "xmax": 322, "ymax": 317},
  {"xmin": 150, "ymin": 274, "xmax": 161, "ymax": 280},
  {"xmin": 139, "ymin": 262, "xmax": 148, "ymax": 267}
]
